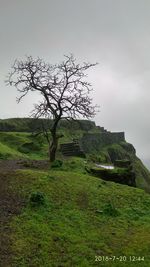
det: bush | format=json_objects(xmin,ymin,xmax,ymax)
[
  {"xmin": 0, "ymin": 152, "xmax": 9, "ymax": 159},
  {"xmin": 51, "ymin": 159, "xmax": 63, "ymax": 168},
  {"xmin": 19, "ymin": 142, "xmax": 41, "ymax": 154},
  {"xmin": 29, "ymin": 191, "xmax": 45, "ymax": 206},
  {"xmin": 103, "ymin": 202, "xmax": 120, "ymax": 217},
  {"xmin": 87, "ymin": 153, "xmax": 99, "ymax": 163}
]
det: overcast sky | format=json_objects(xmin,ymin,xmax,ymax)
[{"xmin": 0, "ymin": 0, "xmax": 150, "ymax": 168}]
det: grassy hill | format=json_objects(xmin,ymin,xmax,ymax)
[
  {"xmin": 0, "ymin": 119, "xmax": 150, "ymax": 192},
  {"xmin": 0, "ymin": 132, "xmax": 47, "ymax": 160},
  {"xmin": 0, "ymin": 118, "xmax": 150, "ymax": 266},
  {"xmin": 5, "ymin": 163, "xmax": 150, "ymax": 267}
]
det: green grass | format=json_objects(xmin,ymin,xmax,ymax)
[
  {"xmin": 0, "ymin": 124, "xmax": 150, "ymax": 265},
  {"xmin": 8, "ymin": 168, "xmax": 150, "ymax": 267},
  {"xmin": 0, "ymin": 131, "xmax": 150, "ymax": 192},
  {"xmin": 0, "ymin": 131, "xmax": 83, "ymax": 160},
  {"xmin": 0, "ymin": 132, "xmax": 48, "ymax": 160},
  {"xmin": 0, "ymin": 141, "xmax": 24, "ymax": 159}
]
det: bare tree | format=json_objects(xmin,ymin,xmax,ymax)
[{"xmin": 7, "ymin": 54, "xmax": 98, "ymax": 162}]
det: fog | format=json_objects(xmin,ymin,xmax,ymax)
[{"xmin": 0, "ymin": 0, "xmax": 150, "ymax": 168}]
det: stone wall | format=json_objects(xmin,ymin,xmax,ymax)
[{"xmin": 80, "ymin": 132, "xmax": 125, "ymax": 153}]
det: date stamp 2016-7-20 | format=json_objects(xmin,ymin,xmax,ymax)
[{"xmin": 95, "ymin": 255, "xmax": 145, "ymax": 262}]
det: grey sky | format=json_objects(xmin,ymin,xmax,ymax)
[{"xmin": 0, "ymin": 0, "xmax": 150, "ymax": 168}]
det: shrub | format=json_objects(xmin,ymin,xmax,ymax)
[
  {"xmin": 19, "ymin": 141, "xmax": 41, "ymax": 154},
  {"xmin": 103, "ymin": 202, "xmax": 120, "ymax": 217},
  {"xmin": 0, "ymin": 153, "xmax": 9, "ymax": 159},
  {"xmin": 87, "ymin": 153, "xmax": 99, "ymax": 163},
  {"xmin": 29, "ymin": 191, "xmax": 45, "ymax": 206},
  {"xmin": 51, "ymin": 159, "xmax": 63, "ymax": 168}
]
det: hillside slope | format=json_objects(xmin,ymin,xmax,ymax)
[
  {"xmin": 0, "ymin": 118, "xmax": 150, "ymax": 192},
  {"xmin": 1, "ymin": 165, "xmax": 150, "ymax": 267},
  {"xmin": 0, "ymin": 118, "xmax": 150, "ymax": 266},
  {"xmin": 96, "ymin": 142, "xmax": 150, "ymax": 192}
]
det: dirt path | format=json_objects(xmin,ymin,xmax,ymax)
[
  {"xmin": 0, "ymin": 171, "xmax": 23, "ymax": 266},
  {"xmin": 0, "ymin": 159, "xmax": 49, "ymax": 267},
  {"xmin": 0, "ymin": 159, "xmax": 49, "ymax": 171}
]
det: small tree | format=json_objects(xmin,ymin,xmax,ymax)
[{"xmin": 7, "ymin": 54, "xmax": 98, "ymax": 162}]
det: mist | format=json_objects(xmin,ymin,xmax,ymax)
[{"xmin": 0, "ymin": 0, "xmax": 150, "ymax": 168}]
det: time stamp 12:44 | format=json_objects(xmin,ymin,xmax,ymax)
[{"xmin": 95, "ymin": 255, "xmax": 145, "ymax": 262}]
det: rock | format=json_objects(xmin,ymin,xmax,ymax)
[{"xmin": 89, "ymin": 167, "xmax": 136, "ymax": 187}]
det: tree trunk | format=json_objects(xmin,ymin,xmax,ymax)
[
  {"xmin": 49, "ymin": 133, "xmax": 58, "ymax": 162},
  {"xmin": 49, "ymin": 117, "xmax": 63, "ymax": 162},
  {"xmin": 49, "ymin": 119, "xmax": 60, "ymax": 162}
]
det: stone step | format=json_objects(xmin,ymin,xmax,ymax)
[
  {"xmin": 62, "ymin": 151, "xmax": 85, "ymax": 157},
  {"xmin": 60, "ymin": 146, "xmax": 80, "ymax": 149},
  {"xmin": 60, "ymin": 143, "xmax": 75, "ymax": 147},
  {"xmin": 61, "ymin": 147, "xmax": 81, "ymax": 152},
  {"xmin": 62, "ymin": 151, "xmax": 82, "ymax": 155},
  {"xmin": 60, "ymin": 141, "xmax": 85, "ymax": 158},
  {"xmin": 61, "ymin": 150, "xmax": 84, "ymax": 154},
  {"xmin": 62, "ymin": 151, "xmax": 83, "ymax": 155},
  {"xmin": 60, "ymin": 145, "xmax": 80, "ymax": 150}
]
